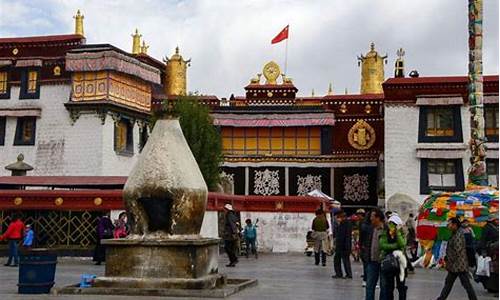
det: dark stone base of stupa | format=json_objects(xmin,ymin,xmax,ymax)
[{"xmin": 57, "ymin": 237, "xmax": 257, "ymax": 298}]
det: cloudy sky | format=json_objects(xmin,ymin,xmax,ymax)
[{"xmin": 0, "ymin": 0, "xmax": 498, "ymax": 97}]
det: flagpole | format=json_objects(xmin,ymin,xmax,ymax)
[{"xmin": 284, "ymin": 27, "xmax": 289, "ymax": 76}]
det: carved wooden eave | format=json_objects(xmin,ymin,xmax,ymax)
[{"xmin": 64, "ymin": 100, "xmax": 151, "ymax": 125}]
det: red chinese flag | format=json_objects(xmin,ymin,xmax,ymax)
[{"xmin": 271, "ymin": 25, "xmax": 289, "ymax": 44}]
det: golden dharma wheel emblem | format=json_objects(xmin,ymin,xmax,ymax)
[
  {"xmin": 348, "ymin": 119, "xmax": 376, "ymax": 150},
  {"xmin": 94, "ymin": 197, "xmax": 103, "ymax": 206},
  {"xmin": 12, "ymin": 48, "xmax": 19, "ymax": 55},
  {"xmin": 365, "ymin": 104, "xmax": 372, "ymax": 114},
  {"xmin": 262, "ymin": 61, "xmax": 281, "ymax": 85},
  {"xmin": 267, "ymin": 91, "xmax": 273, "ymax": 98},
  {"xmin": 55, "ymin": 197, "xmax": 64, "ymax": 206},
  {"xmin": 14, "ymin": 197, "xmax": 23, "ymax": 206},
  {"xmin": 53, "ymin": 66, "xmax": 61, "ymax": 76}
]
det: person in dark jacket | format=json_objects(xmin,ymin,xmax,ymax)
[
  {"xmin": 93, "ymin": 212, "xmax": 114, "ymax": 265},
  {"xmin": 312, "ymin": 208, "xmax": 330, "ymax": 266},
  {"xmin": 436, "ymin": 217, "xmax": 477, "ymax": 300},
  {"xmin": 332, "ymin": 210, "xmax": 352, "ymax": 279},
  {"xmin": 0, "ymin": 213, "xmax": 24, "ymax": 267},
  {"xmin": 477, "ymin": 218, "xmax": 498, "ymax": 255},
  {"xmin": 366, "ymin": 208, "xmax": 386, "ymax": 300},
  {"xmin": 223, "ymin": 203, "xmax": 239, "ymax": 267},
  {"xmin": 359, "ymin": 212, "xmax": 372, "ymax": 287}
]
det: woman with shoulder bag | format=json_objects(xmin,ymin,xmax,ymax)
[{"xmin": 380, "ymin": 214, "xmax": 407, "ymax": 300}]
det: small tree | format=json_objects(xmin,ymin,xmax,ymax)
[{"xmin": 152, "ymin": 97, "xmax": 223, "ymax": 191}]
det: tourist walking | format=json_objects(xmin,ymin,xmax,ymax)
[
  {"xmin": 332, "ymin": 210, "xmax": 352, "ymax": 279},
  {"xmin": 113, "ymin": 212, "xmax": 129, "ymax": 239},
  {"xmin": 223, "ymin": 203, "xmax": 239, "ymax": 267},
  {"xmin": 380, "ymin": 214, "xmax": 407, "ymax": 300},
  {"xmin": 0, "ymin": 213, "xmax": 24, "ymax": 267},
  {"xmin": 436, "ymin": 217, "xmax": 478, "ymax": 300},
  {"xmin": 93, "ymin": 212, "xmax": 114, "ymax": 265},
  {"xmin": 365, "ymin": 208, "xmax": 385, "ymax": 300},
  {"xmin": 243, "ymin": 218, "xmax": 258, "ymax": 259},
  {"xmin": 311, "ymin": 208, "xmax": 329, "ymax": 266},
  {"xmin": 23, "ymin": 224, "xmax": 34, "ymax": 248}
]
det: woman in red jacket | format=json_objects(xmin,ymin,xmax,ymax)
[{"xmin": 0, "ymin": 214, "xmax": 25, "ymax": 267}]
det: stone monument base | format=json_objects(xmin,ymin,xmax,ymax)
[
  {"xmin": 57, "ymin": 237, "xmax": 257, "ymax": 298},
  {"xmin": 98, "ymin": 237, "xmax": 220, "ymax": 289}
]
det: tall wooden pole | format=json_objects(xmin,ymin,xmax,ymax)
[{"xmin": 467, "ymin": 0, "xmax": 488, "ymax": 186}]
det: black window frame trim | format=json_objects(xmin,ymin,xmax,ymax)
[
  {"xmin": 418, "ymin": 105, "xmax": 463, "ymax": 143},
  {"xmin": 420, "ymin": 158, "xmax": 465, "ymax": 194},
  {"xmin": 0, "ymin": 66, "xmax": 11, "ymax": 99},
  {"xmin": 13, "ymin": 116, "xmax": 37, "ymax": 146},
  {"xmin": 19, "ymin": 67, "xmax": 41, "ymax": 100}
]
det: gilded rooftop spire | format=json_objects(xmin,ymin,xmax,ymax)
[
  {"xmin": 131, "ymin": 29, "xmax": 142, "ymax": 54},
  {"xmin": 327, "ymin": 82, "xmax": 333, "ymax": 95},
  {"xmin": 140, "ymin": 40, "xmax": 149, "ymax": 54},
  {"xmin": 357, "ymin": 42, "xmax": 387, "ymax": 94},
  {"xmin": 74, "ymin": 10, "xmax": 84, "ymax": 36}
]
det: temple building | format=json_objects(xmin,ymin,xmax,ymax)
[
  {"xmin": 0, "ymin": 11, "xmax": 169, "ymax": 176},
  {"xmin": 214, "ymin": 54, "xmax": 385, "ymax": 210},
  {"xmin": 0, "ymin": 10, "xmax": 498, "ymax": 253},
  {"xmin": 384, "ymin": 74, "xmax": 499, "ymax": 210}
]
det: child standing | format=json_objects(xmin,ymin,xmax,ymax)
[
  {"xmin": 243, "ymin": 219, "xmax": 258, "ymax": 259},
  {"xmin": 23, "ymin": 224, "xmax": 34, "ymax": 248}
]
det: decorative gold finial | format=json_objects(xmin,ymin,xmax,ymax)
[
  {"xmin": 74, "ymin": 9, "xmax": 84, "ymax": 36},
  {"xmin": 131, "ymin": 29, "xmax": 142, "ymax": 54},
  {"xmin": 357, "ymin": 42, "xmax": 387, "ymax": 94},
  {"xmin": 311, "ymin": 89, "xmax": 315, "ymax": 97},
  {"xmin": 327, "ymin": 82, "xmax": 333, "ymax": 95},
  {"xmin": 140, "ymin": 40, "xmax": 149, "ymax": 54},
  {"xmin": 345, "ymin": 87, "xmax": 348, "ymax": 95},
  {"xmin": 163, "ymin": 47, "xmax": 191, "ymax": 96},
  {"xmin": 394, "ymin": 48, "xmax": 405, "ymax": 78}
]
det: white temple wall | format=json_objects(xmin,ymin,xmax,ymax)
[
  {"xmin": 240, "ymin": 211, "xmax": 317, "ymax": 253},
  {"xmin": 384, "ymin": 105, "xmax": 421, "ymax": 204}
]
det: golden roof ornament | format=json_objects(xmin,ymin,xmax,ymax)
[
  {"xmin": 311, "ymin": 89, "xmax": 315, "ymax": 96},
  {"xmin": 74, "ymin": 9, "xmax": 84, "ymax": 36},
  {"xmin": 327, "ymin": 82, "xmax": 333, "ymax": 95},
  {"xmin": 262, "ymin": 61, "xmax": 281, "ymax": 84},
  {"xmin": 140, "ymin": 40, "xmax": 149, "ymax": 54},
  {"xmin": 394, "ymin": 48, "xmax": 405, "ymax": 78},
  {"xmin": 131, "ymin": 29, "xmax": 142, "ymax": 54},
  {"xmin": 357, "ymin": 42, "xmax": 387, "ymax": 94},
  {"xmin": 163, "ymin": 47, "xmax": 191, "ymax": 97}
]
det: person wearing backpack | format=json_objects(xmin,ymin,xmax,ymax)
[{"xmin": 379, "ymin": 214, "xmax": 407, "ymax": 300}]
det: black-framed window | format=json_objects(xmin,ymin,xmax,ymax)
[
  {"xmin": 0, "ymin": 70, "xmax": 10, "ymax": 99},
  {"xmin": 485, "ymin": 105, "xmax": 499, "ymax": 142},
  {"xmin": 139, "ymin": 126, "xmax": 148, "ymax": 152},
  {"xmin": 486, "ymin": 159, "xmax": 499, "ymax": 188},
  {"xmin": 418, "ymin": 106, "xmax": 463, "ymax": 143},
  {"xmin": 19, "ymin": 69, "xmax": 40, "ymax": 99},
  {"xmin": 14, "ymin": 117, "xmax": 36, "ymax": 146},
  {"xmin": 420, "ymin": 159, "xmax": 464, "ymax": 194},
  {"xmin": 114, "ymin": 118, "xmax": 134, "ymax": 155},
  {"xmin": 0, "ymin": 117, "xmax": 5, "ymax": 145}
]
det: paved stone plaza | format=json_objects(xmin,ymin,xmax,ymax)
[{"xmin": 0, "ymin": 253, "xmax": 496, "ymax": 300}]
